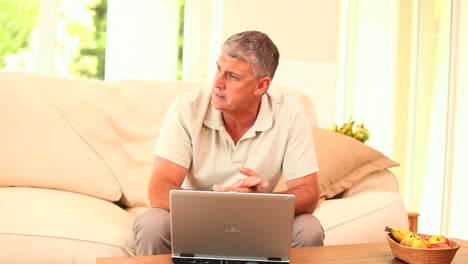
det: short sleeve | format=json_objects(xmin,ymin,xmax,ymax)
[
  {"xmin": 282, "ymin": 104, "xmax": 319, "ymax": 181},
  {"xmin": 154, "ymin": 100, "xmax": 193, "ymax": 169}
]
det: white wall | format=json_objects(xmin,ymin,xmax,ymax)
[
  {"xmin": 223, "ymin": 0, "xmax": 338, "ymax": 128},
  {"xmin": 105, "ymin": 1, "xmax": 180, "ymax": 81},
  {"xmin": 183, "ymin": 0, "xmax": 339, "ymax": 127}
]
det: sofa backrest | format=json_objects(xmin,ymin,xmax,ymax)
[
  {"xmin": 0, "ymin": 72, "xmax": 122, "ymax": 202},
  {"xmin": 1, "ymin": 72, "xmax": 317, "ymax": 207}
]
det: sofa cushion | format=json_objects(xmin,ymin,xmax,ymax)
[
  {"xmin": 0, "ymin": 187, "xmax": 135, "ymax": 263},
  {"xmin": 312, "ymin": 127, "xmax": 399, "ymax": 202},
  {"xmin": 344, "ymin": 169, "xmax": 400, "ymax": 197},
  {"xmin": 314, "ymin": 192, "xmax": 409, "ymax": 245},
  {"xmin": 42, "ymin": 78, "xmax": 208, "ymax": 207},
  {"xmin": 270, "ymin": 84, "xmax": 318, "ymax": 127},
  {"xmin": 0, "ymin": 72, "xmax": 122, "ymax": 202}
]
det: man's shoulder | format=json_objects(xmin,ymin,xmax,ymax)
[
  {"xmin": 171, "ymin": 87, "xmax": 212, "ymax": 113},
  {"xmin": 267, "ymin": 89, "xmax": 305, "ymax": 112}
]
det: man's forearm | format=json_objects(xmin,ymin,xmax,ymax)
[
  {"xmin": 282, "ymin": 185, "xmax": 319, "ymax": 215},
  {"xmin": 148, "ymin": 155, "xmax": 188, "ymax": 210},
  {"xmin": 148, "ymin": 179, "xmax": 182, "ymax": 210}
]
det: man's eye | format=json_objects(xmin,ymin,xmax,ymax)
[{"xmin": 229, "ymin": 74, "xmax": 237, "ymax": 79}]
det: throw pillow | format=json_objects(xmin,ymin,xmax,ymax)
[{"xmin": 312, "ymin": 127, "xmax": 399, "ymax": 202}]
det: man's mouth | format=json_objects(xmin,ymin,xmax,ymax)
[{"xmin": 213, "ymin": 89, "xmax": 225, "ymax": 99}]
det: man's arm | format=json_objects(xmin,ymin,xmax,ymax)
[
  {"xmin": 148, "ymin": 155, "xmax": 188, "ymax": 210},
  {"xmin": 283, "ymin": 172, "xmax": 319, "ymax": 215},
  {"xmin": 212, "ymin": 169, "xmax": 319, "ymax": 215}
]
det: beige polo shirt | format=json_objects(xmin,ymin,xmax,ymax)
[{"xmin": 154, "ymin": 87, "xmax": 318, "ymax": 192}]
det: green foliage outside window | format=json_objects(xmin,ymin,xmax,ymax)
[
  {"xmin": 177, "ymin": 0, "xmax": 185, "ymax": 80},
  {"xmin": 0, "ymin": 0, "xmax": 107, "ymax": 80},
  {"xmin": 0, "ymin": 0, "xmax": 39, "ymax": 69},
  {"xmin": 1, "ymin": 0, "xmax": 185, "ymax": 81},
  {"xmin": 55, "ymin": 0, "xmax": 107, "ymax": 79}
]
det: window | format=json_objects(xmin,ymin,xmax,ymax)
[
  {"xmin": 0, "ymin": 0, "xmax": 191, "ymax": 81},
  {"xmin": 0, "ymin": 0, "xmax": 107, "ymax": 80},
  {"xmin": 0, "ymin": 0, "xmax": 40, "ymax": 72},
  {"xmin": 54, "ymin": 0, "xmax": 107, "ymax": 79}
]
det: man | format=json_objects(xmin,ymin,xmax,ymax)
[{"xmin": 134, "ymin": 31, "xmax": 324, "ymax": 255}]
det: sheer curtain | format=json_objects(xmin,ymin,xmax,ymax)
[
  {"xmin": 408, "ymin": 0, "xmax": 452, "ymax": 235},
  {"xmin": 338, "ymin": 0, "xmax": 467, "ymax": 238},
  {"xmin": 448, "ymin": 0, "xmax": 468, "ymax": 239},
  {"xmin": 336, "ymin": 0, "xmax": 399, "ymax": 171}
]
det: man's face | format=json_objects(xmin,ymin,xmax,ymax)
[{"xmin": 211, "ymin": 51, "xmax": 259, "ymax": 114}]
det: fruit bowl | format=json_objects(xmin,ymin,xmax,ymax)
[{"xmin": 386, "ymin": 233, "xmax": 460, "ymax": 264}]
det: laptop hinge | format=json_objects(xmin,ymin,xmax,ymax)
[
  {"xmin": 181, "ymin": 253, "xmax": 194, "ymax": 257},
  {"xmin": 267, "ymin": 257, "xmax": 282, "ymax": 261}
]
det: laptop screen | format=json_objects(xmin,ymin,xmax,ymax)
[{"xmin": 170, "ymin": 190, "xmax": 295, "ymax": 264}]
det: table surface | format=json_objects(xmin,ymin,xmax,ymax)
[{"xmin": 97, "ymin": 238, "xmax": 468, "ymax": 264}]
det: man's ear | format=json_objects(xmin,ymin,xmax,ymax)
[{"xmin": 254, "ymin": 77, "xmax": 272, "ymax": 96}]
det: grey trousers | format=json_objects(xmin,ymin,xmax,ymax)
[{"xmin": 133, "ymin": 207, "xmax": 324, "ymax": 255}]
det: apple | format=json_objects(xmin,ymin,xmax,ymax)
[
  {"xmin": 429, "ymin": 235, "xmax": 450, "ymax": 245},
  {"xmin": 430, "ymin": 243, "xmax": 451, "ymax": 249}
]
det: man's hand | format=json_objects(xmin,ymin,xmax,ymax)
[{"xmin": 212, "ymin": 167, "xmax": 269, "ymax": 192}]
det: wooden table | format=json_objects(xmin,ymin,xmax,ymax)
[{"xmin": 97, "ymin": 239, "xmax": 468, "ymax": 264}]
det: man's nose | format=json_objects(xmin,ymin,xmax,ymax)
[{"xmin": 213, "ymin": 72, "xmax": 226, "ymax": 89}]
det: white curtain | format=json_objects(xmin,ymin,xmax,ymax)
[
  {"xmin": 448, "ymin": 0, "xmax": 468, "ymax": 239},
  {"xmin": 338, "ymin": 0, "xmax": 467, "ymax": 239}
]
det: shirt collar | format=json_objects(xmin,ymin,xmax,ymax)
[{"xmin": 203, "ymin": 93, "xmax": 273, "ymax": 132}]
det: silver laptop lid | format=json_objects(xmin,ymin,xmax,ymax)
[{"xmin": 170, "ymin": 190, "xmax": 296, "ymax": 263}]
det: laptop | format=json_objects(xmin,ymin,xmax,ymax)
[{"xmin": 170, "ymin": 190, "xmax": 296, "ymax": 264}]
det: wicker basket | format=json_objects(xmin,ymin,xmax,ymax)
[{"xmin": 386, "ymin": 233, "xmax": 460, "ymax": 264}]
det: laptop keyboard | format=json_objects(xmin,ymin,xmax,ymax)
[{"xmin": 172, "ymin": 259, "xmax": 283, "ymax": 264}]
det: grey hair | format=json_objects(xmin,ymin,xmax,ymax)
[{"xmin": 222, "ymin": 31, "xmax": 280, "ymax": 80}]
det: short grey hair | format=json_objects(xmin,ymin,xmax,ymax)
[{"xmin": 222, "ymin": 31, "xmax": 280, "ymax": 80}]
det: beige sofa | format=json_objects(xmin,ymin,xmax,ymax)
[{"xmin": 0, "ymin": 72, "xmax": 409, "ymax": 264}]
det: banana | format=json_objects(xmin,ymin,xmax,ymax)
[{"xmin": 385, "ymin": 226, "xmax": 414, "ymax": 243}]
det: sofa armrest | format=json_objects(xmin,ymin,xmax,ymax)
[
  {"xmin": 342, "ymin": 169, "xmax": 399, "ymax": 198},
  {"xmin": 314, "ymin": 192, "xmax": 408, "ymax": 246},
  {"xmin": 273, "ymin": 169, "xmax": 400, "ymax": 197}
]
